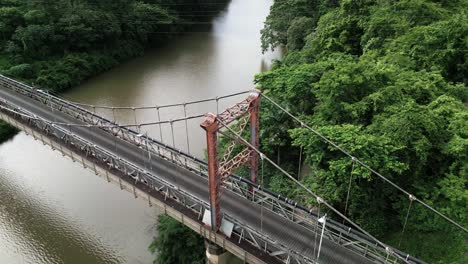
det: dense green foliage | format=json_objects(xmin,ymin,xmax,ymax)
[
  {"xmin": 0, "ymin": 0, "xmax": 228, "ymax": 91},
  {"xmin": 149, "ymin": 215, "xmax": 205, "ymax": 264},
  {"xmin": 0, "ymin": 120, "xmax": 17, "ymax": 143},
  {"xmin": 257, "ymin": 0, "xmax": 467, "ymax": 262}
]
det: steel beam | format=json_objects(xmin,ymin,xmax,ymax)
[
  {"xmin": 200, "ymin": 112, "xmax": 221, "ymax": 231},
  {"xmin": 249, "ymin": 90, "xmax": 260, "ymax": 186}
]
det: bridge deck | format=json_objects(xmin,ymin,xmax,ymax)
[{"xmin": 0, "ymin": 86, "xmax": 374, "ymax": 264}]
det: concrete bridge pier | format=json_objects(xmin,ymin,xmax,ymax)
[{"xmin": 205, "ymin": 240, "xmax": 230, "ymax": 264}]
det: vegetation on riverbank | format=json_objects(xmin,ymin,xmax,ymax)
[
  {"xmin": 149, "ymin": 215, "xmax": 205, "ymax": 264},
  {"xmin": 256, "ymin": 0, "xmax": 467, "ymax": 262},
  {"xmin": 0, "ymin": 0, "xmax": 229, "ymax": 92},
  {"xmin": 0, "ymin": 120, "xmax": 17, "ymax": 143}
]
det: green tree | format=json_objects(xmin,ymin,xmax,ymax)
[
  {"xmin": 125, "ymin": 2, "xmax": 177, "ymax": 45},
  {"xmin": 12, "ymin": 24, "xmax": 55, "ymax": 58},
  {"xmin": 0, "ymin": 120, "xmax": 17, "ymax": 143},
  {"xmin": 286, "ymin": 17, "xmax": 314, "ymax": 51},
  {"xmin": 387, "ymin": 14, "xmax": 468, "ymax": 84},
  {"xmin": 0, "ymin": 6, "xmax": 22, "ymax": 40},
  {"xmin": 149, "ymin": 215, "xmax": 205, "ymax": 264},
  {"xmin": 261, "ymin": 0, "xmax": 315, "ymax": 52},
  {"xmin": 23, "ymin": 9, "xmax": 48, "ymax": 25}
]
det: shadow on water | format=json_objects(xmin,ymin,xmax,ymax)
[
  {"xmin": 0, "ymin": 133, "xmax": 154, "ymax": 264},
  {"xmin": 0, "ymin": 166, "xmax": 123, "ymax": 264}
]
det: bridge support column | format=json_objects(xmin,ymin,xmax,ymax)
[
  {"xmin": 200, "ymin": 113, "xmax": 221, "ymax": 231},
  {"xmin": 249, "ymin": 90, "xmax": 261, "ymax": 188},
  {"xmin": 205, "ymin": 240, "xmax": 230, "ymax": 264}
]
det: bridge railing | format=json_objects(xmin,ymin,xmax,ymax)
[
  {"xmin": 0, "ymin": 74, "xmax": 209, "ymax": 175},
  {"xmin": 0, "ymin": 98, "xmax": 318, "ymax": 264},
  {"xmin": 0, "ymin": 75, "xmax": 423, "ymax": 264},
  {"xmin": 225, "ymin": 178, "xmax": 425, "ymax": 264}
]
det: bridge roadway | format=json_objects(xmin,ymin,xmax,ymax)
[{"xmin": 0, "ymin": 86, "xmax": 374, "ymax": 264}]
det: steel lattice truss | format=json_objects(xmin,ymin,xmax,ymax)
[
  {"xmin": 219, "ymin": 148, "xmax": 252, "ymax": 181},
  {"xmin": 201, "ymin": 90, "xmax": 261, "ymax": 232},
  {"xmin": 219, "ymin": 115, "xmax": 251, "ymax": 181}
]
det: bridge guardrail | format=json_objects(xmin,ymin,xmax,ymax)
[
  {"xmin": 0, "ymin": 75, "xmax": 423, "ymax": 264},
  {"xmin": 0, "ymin": 99, "xmax": 312, "ymax": 264}
]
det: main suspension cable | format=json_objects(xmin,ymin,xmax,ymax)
[
  {"xmin": 0, "ymin": 103, "xmax": 204, "ymax": 129},
  {"xmin": 64, "ymin": 90, "xmax": 250, "ymax": 110}
]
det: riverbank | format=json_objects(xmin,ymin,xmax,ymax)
[{"xmin": 0, "ymin": 0, "xmax": 229, "ymax": 92}]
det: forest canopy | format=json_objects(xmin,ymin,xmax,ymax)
[{"xmin": 257, "ymin": 0, "xmax": 467, "ymax": 262}]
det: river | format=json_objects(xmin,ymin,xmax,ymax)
[{"xmin": 0, "ymin": 1, "xmax": 280, "ymax": 263}]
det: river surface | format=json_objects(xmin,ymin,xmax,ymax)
[{"xmin": 0, "ymin": 1, "xmax": 280, "ymax": 263}]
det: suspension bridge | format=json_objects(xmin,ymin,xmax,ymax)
[{"xmin": 0, "ymin": 75, "xmax": 465, "ymax": 264}]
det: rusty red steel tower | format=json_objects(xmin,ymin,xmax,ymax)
[{"xmin": 200, "ymin": 90, "xmax": 261, "ymax": 231}]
